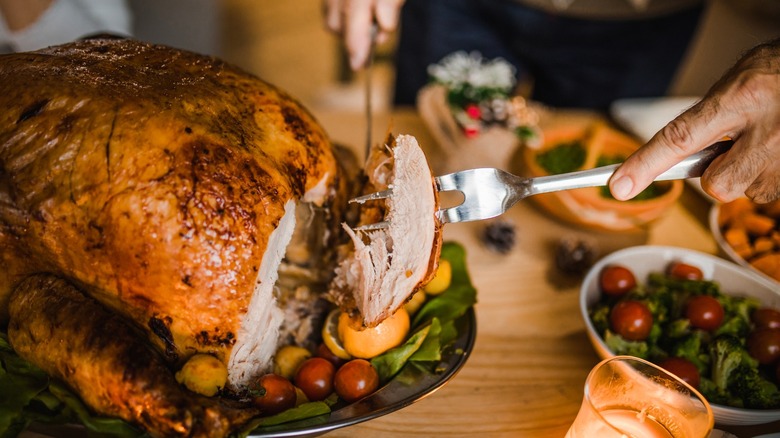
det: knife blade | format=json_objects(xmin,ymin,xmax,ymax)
[{"xmin": 364, "ymin": 23, "xmax": 378, "ymax": 159}]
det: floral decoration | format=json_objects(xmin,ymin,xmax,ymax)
[{"xmin": 427, "ymin": 51, "xmax": 541, "ymax": 144}]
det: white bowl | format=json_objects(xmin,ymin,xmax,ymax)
[
  {"xmin": 579, "ymin": 245, "xmax": 780, "ymax": 426},
  {"xmin": 709, "ymin": 202, "xmax": 780, "ymax": 286}
]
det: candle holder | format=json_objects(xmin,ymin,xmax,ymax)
[{"xmin": 566, "ymin": 356, "xmax": 714, "ymax": 437}]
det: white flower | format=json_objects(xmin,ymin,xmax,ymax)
[{"xmin": 428, "ymin": 51, "xmax": 516, "ymax": 92}]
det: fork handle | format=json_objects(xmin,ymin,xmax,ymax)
[{"xmin": 528, "ymin": 141, "xmax": 732, "ymax": 196}]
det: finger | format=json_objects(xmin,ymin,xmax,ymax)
[
  {"xmin": 703, "ymin": 129, "xmax": 780, "ymax": 202},
  {"xmin": 609, "ymin": 98, "xmax": 742, "ymax": 201},
  {"xmin": 374, "ymin": 0, "xmax": 404, "ymax": 33},
  {"xmin": 344, "ymin": 0, "xmax": 375, "ymax": 70},
  {"xmin": 375, "ymin": 29, "xmax": 390, "ymax": 46},
  {"xmin": 745, "ymin": 172, "xmax": 780, "ymax": 203},
  {"xmin": 323, "ymin": 0, "xmax": 345, "ymax": 34},
  {"xmin": 698, "ymin": 145, "xmax": 746, "ymax": 202}
]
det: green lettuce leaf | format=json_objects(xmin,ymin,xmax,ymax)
[
  {"xmin": 371, "ymin": 323, "xmax": 432, "ymax": 382},
  {"xmin": 409, "ymin": 318, "xmax": 442, "ymax": 363},
  {"xmin": 237, "ymin": 401, "xmax": 332, "ymax": 436},
  {"xmin": 371, "ymin": 241, "xmax": 477, "ymax": 382},
  {"xmin": 411, "ymin": 242, "xmax": 477, "ymax": 328},
  {"xmin": 48, "ymin": 382, "xmax": 142, "ymax": 437},
  {"xmin": 0, "ymin": 333, "xmax": 50, "ymax": 437}
]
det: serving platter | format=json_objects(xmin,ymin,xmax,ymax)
[
  {"xmin": 247, "ymin": 307, "xmax": 477, "ymax": 437},
  {"xmin": 19, "ymin": 308, "xmax": 476, "ymax": 438}
]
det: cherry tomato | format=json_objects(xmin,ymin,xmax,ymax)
[
  {"xmin": 667, "ymin": 261, "xmax": 704, "ymax": 281},
  {"xmin": 752, "ymin": 307, "xmax": 780, "ymax": 330},
  {"xmin": 250, "ymin": 374, "xmax": 296, "ymax": 414},
  {"xmin": 658, "ymin": 357, "xmax": 700, "ymax": 389},
  {"xmin": 685, "ymin": 295, "xmax": 724, "ymax": 331},
  {"xmin": 599, "ymin": 265, "xmax": 637, "ymax": 297},
  {"xmin": 747, "ymin": 328, "xmax": 780, "ymax": 365},
  {"xmin": 610, "ymin": 300, "xmax": 653, "ymax": 341},
  {"xmin": 316, "ymin": 342, "xmax": 347, "ymax": 368},
  {"xmin": 294, "ymin": 357, "xmax": 335, "ymax": 401},
  {"xmin": 334, "ymin": 359, "xmax": 380, "ymax": 403}
]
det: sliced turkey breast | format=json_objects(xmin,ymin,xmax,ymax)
[{"xmin": 330, "ymin": 134, "xmax": 443, "ymax": 327}]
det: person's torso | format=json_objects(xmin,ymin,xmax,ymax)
[{"xmin": 515, "ymin": 0, "xmax": 704, "ymax": 19}]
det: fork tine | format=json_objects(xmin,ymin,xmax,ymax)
[
  {"xmin": 437, "ymin": 202, "xmax": 500, "ymax": 224},
  {"xmin": 436, "ymin": 168, "xmax": 524, "ymax": 224},
  {"xmin": 353, "ymin": 220, "xmax": 391, "ymax": 231},
  {"xmin": 434, "ymin": 173, "xmax": 460, "ymax": 192},
  {"xmin": 350, "ymin": 188, "xmax": 393, "ymax": 204}
]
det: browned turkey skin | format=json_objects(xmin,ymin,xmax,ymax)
[
  {"xmin": 8, "ymin": 274, "xmax": 258, "ymax": 438},
  {"xmin": 0, "ymin": 38, "xmax": 345, "ymax": 385}
]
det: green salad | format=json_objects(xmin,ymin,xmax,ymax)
[
  {"xmin": 0, "ymin": 242, "xmax": 477, "ymax": 437},
  {"xmin": 589, "ymin": 261, "xmax": 780, "ymax": 410},
  {"xmin": 535, "ymin": 141, "xmax": 667, "ymax": 201}
]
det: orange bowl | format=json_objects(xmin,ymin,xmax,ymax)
[{"xmin": 522, "ymin": 120, "xmax": 683, "ymax": 232}]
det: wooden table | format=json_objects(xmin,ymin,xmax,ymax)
[{"xmin": 312, "ymin": 107, "xmax": 780, "ymax": 437}]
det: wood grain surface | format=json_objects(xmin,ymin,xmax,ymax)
[{"xmin": 313, "ymin": 107, "xmax": 780, "ymax": 438}]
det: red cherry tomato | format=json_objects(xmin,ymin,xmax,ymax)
[
  {"xmin": 658, "ymin": 357, "xmax": 700, "ymax": 389},
  {"xmin": 334, "ymin": 359, "xmax": 380, "ymax": 403},
  {"xmin": 667, "ymin": 261, "xmax": 704, "ymax": 281},
  {"xmin": 251, "ymin": 374, "xmax": 296, "ymax": 414},
  {"xmin": 316, "ymin": 342, "xmax": 347, "ymax": 368},
  {"xmin": 600, "ymin": 265, "xmax": 637, "ymax": 297},
  {"xmin": 294, "ymin": 357, "xmax": 335, "ymax": 401},
  {"xmin": 747, "ymin": 328, "xmax": 780, "ymax": 365},
  {"xmin": 753, "ymin": 307, "xmax": 780, "ymax": 330},
  {"xmin": 610, "ymin": 300, "xmax": 653, "ymax": 341},
  {"xmin": 685, "ymin": 295, "xmax": 724, "ymax": 331}
]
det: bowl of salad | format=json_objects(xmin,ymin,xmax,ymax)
[{"xmin": 580, "ymin": 245, "xmax": 780, "ymax": 425}]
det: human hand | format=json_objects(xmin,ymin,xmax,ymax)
[
  {"xmin": 323, "ymin": 0, "xmax": 405, "ymax": 70},
  {"xmin": 610, "ymin": 38, "xmax": 780, "ymax": 203},
  {"xmin": 0, "ymin": 0, "xmax": 54, "ymax": 31}
]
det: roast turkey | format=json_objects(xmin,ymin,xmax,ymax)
[{"xmin": 0, "ymin": 37, "xmax": 442, "ymax": 436}]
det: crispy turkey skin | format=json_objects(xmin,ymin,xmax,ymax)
[
  {"xmin": 0, "ymin": 38, "xmax": 345, "ymax": 387},
  {"xmin": 8, "ymin": 274, "xmax": 258, "ymax": 438}
]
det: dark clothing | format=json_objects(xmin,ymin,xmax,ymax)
[{"xmin": 394, "ymin": 0, "xmax": 705, "ymax": 110}]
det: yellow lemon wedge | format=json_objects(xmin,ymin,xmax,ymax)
[
  {"xmin": 404, "ymin": 289, "xmax": 427, "ymax": 315},
  {"xmin": 338, "ymin": 307, "xmax": 410, "ymax": 359},
  {"xmin": 424, "ymin": 259, "xmax": 452, "ymax": 295},
  {"xmin": 322, "ymin": 309, "xmax": 352, "ymax": 360},
  {"xmin": 273, "ymin": 345, "xmax": 312, "ymax": 380}
]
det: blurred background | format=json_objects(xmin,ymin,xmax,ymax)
[
  {"xmin": 127, "ymin": 0, "xmax": 779, "ymax": 120},
  {"xmin": 131, "ymin": 0, "xmax": 389, "ymax": 117}
]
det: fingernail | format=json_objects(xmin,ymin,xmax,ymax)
[
  {"xmin": 611, "ymin": 176, "xmax": 633, "ymax": 200},
  {"xmin": 350, "ymin": 53, "xmax": 365, "ymax": 71}
]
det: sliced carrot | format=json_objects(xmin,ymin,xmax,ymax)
[{"xmin": 743, "ymin": 213, "xmax": 775, "ymax": 236}]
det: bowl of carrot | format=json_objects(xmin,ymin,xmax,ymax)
[{"xmin": 710, "ymin": 198, "xmax": 780, "ymax": 284}]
